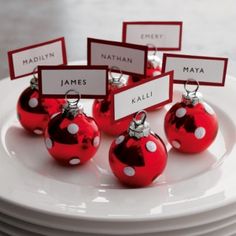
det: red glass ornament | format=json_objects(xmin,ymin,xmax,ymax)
[
  {"xmin": 164, "ymin": 80, "xmax": 218, "ymax": 153},
  {"xmin": 44, "ymin": 97, "xmax": 101, "ymax": 166},
  {"xmin": 109, "ymin": 111, "xmax": 167, "ymax": 187},
  {"xmin": 92, "ymin": 73, "xmax": 132, "ymax": 136},
  {"xmin": 17, "ymin": 78, "xmax": 64, "ymax": 135}
]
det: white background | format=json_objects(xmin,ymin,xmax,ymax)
[{"xmin": 1, "ymin": 0, "xmax": 235, "ymax": 79}]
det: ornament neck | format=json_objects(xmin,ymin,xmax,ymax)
[
  {"xmin": 62, "ymin": 89, "xmax": 84, "ymax": 118},
  {"xmin": 147, "ymin": 54, "xmax": 161, "ymax": 69},
  {"xmin": 128, "ymin": 110, "xmax": 150, "ymax": 139},
  {"xmin": 109, "ymin": 66, "xmax": 127, "ymax": 88},
  {"xmin": 182, "ymin": 91, "xmax": 203, "ymax": 106},
  {"xmin": 30, "ymin": 77, "xmax": 39, "ymax": 90},
  {"xmin": 62, "ymin": 102, "xmax": 83, "ymax": 118},
  {"xmin": 182, "ymin": 79, "xmax": 203, "ymax": 106}
]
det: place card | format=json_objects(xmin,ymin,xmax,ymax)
[
  {"xmin": 8, "ymin": 37, "xmax": 67, "ymax": 80},
  {"xmin": 88, "ymin": 38, "xmax": 148, "ymax": 76},
  {"xmin": 122, "ymin": 21, "xmax": 182, "ymax": 50},
  {"xmin": 162, "ymin": 54, "xmax": 228, "ymax": 86},
  {"xmin": 38, "ymin": 65, "xmax": 108, "ymax": 98},
  {"xmin": 111, "ymin": 71, "xmax": 173, "ymax": 121}
]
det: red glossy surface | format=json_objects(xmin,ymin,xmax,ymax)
[
  {"xmin": 92, "ymin": 84, "xmax": 132, "ymax": 136},
  {"xmin": 164, "ymin": 101, "xmax": 218, "ymax": 153},
  {"xmin": 109, "ymin": 132, "xmax": 167, "ymax": 187},
  {"xmin": 44, "ymin": 112, "xmax": 100, "ymax": 166},
  {"xmin": 17, "ymin": 87, "xmax": 64, "ymax": 135}
]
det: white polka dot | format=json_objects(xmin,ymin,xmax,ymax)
[
  {"xmin": 93, "ymin": 136, "xmax": 100, "ymax": 147},
  {"xmin": 176, "ymin": 108, "xmax": 187, "ymax": 118},
  {"xmin": 69, "ymin": 158, "xmax": 80, "ymax": 165},
  {"xmin": 152, "ymin": 71, "xmax": 161, "ymax": 77},
  {"xmin": 172, "ymin": 140, "xmax": 181, "ymax": 149},
  {"xmin": 123, "ymin": 166, "xmax": 135, "ymax": 176},
  {"xmin": 33, "ymin": 129, "xmax": 43, "ymax": 135},
  {"xmin": 203, "ymin": 102, "xmax": 215, "ymax": 115},
  {"xmin": 67, "ymin": 123, "xmax": 79, "ymax": 134},
  {"xmin": 28, "ymin": 98, "xmax": 38, "ymax": 108},
  {"xmin": 194, "ymin": 127, "xmax": 206, "ymax": 139},
  {"xmin": 146, "ymin": 141, "xmax": 157, "ymax": 152},
  {"xmin": 115, "ymin": 135, "xmax": 125, "ymax": 145},
  {"xmin": 45, "ymin": 138, "xmax": 53, "ymax": 149}
]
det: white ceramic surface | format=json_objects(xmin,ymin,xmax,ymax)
[
  {"xmin": 2, "ymin": 212, "xmax": 236, "ymax": 236},
  {"xmin": 2, "ymin": 206, "xmax": 236, "ymax": 236},
  {"xmin": 0, "ymin": 71, "xmax": 236, "ymax": 234}
]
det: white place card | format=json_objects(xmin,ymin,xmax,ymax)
[
  {"xmin": 88, "ymin": 38, "xmax": 148, "ymax": 76},
  {"xmin": 8, "ymin": 37, "xmax": 67, "ymax": 80},
  {"xmin": 38, "ymin": 65, "xmax": 108, "ymax": 98},
  {"xmin": 112, "ymin": 71, "xmax": 173, "ymax": 121},
  {"xmin": 123, "ymin": 21, "xmax": 182, "ymax": 50},
  {"xmin": 162, "ymin": 54, "xmax": 228, "ymax": 86}
]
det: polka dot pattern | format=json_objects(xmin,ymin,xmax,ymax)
[
  {"xmin": 93, "ymin": 136, "xmax": 100, "ymax": 147},
  {"xmin": 67, "ymin": 123, "xmax": 79, "ymax": 134},
  {"xmin": 69, "ymin": 158, "xmax": 81, "ymax": 165},
  {"xmin": 123, "ymin": 166, "xmax": 135, "ymax": 177},
  {"xmin": 45, "ymin": 138, "xmax": 53, "ymax": 149},
  {"xmin": 194, "ymin": 127, "xmax": 206, "ymax": 139},
  {"xmin": 28, "ymin": 98, "xmax": 38, "ymax": 108},
  {"xmin": 115, "ymin": 135, "xmax": 125, "ymax": 145},
  {"xmin": 175, "ymin": 108, "xmax": 187, "ymax": 118},
  {"xmin": 172, "ymin": 140, "xmax": 181, "ymax": 149},
  {"xmin": 33, "ymin": 129, "xmax": 43, "ymax": 135},
  {"xmin": 146, "ymin": 141, "xmax": 157, "ymax": 152}
]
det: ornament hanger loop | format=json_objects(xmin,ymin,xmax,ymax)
[
  {"xmin": 146, "ymin": 43, "xmax": 157, "ymax": 56},
  {"xmin": 109, "ymin": 66, "xmax": 123, "ymax": 83},
  {"xmin": 184, "ymin": 78, "xmax": 199, "ymax": 95},
  {"xmin": 65, "ymin": 89, "xmax": 81, "ymax": 108},
  {"xmin": 133, "ymin": 110, "xmax": 147, "ymax": 127}
]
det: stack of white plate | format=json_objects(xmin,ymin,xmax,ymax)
[{"xmin": 0, "ymin": 70, "xmax": 236, "ymax": 236}]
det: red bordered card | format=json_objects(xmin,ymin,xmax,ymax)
[
  {"xmin": 87, "ymin": 38, "xmax": 148, "ymax": 76},
  {"xmin": 111, "ymin": 71, "xmax": 173, "ymax": 121},
  {"xmin": 8, "ymin": 37, "xmax": 67, "ymax": 80},
  {"xmin": 122, "ymin": 21, "xmax": 182, "ymax": 51},
  {"xmin": 38, "ymin": 65, "xmax": 108, "ymax": 99},
  {"xmin": 162, "ymin": 53, "xmax": 228, "ymax": 86}
]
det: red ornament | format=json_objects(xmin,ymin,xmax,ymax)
[
  {"xmin": 92, "ymin": 70, "xmax": 132, "ymax": 136},
  {"xmin": 164, "ymin": 79, "xmax": 218, "ymax": 153},
  {"xmin": 44, "ymin": 92, "xmax": 101, "ymax": 166},
  {"xmin": 17, "ymin": 77, "xmax": 64, "ymax": 135},
  {"xmin": 109, "ymin": 111, "xmax": 167, "ymax": 187}
]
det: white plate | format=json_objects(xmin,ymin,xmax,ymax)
[
  {"xmin": 0, "ymin": 66, "xmax": 236, "ymax": 234},
  {"xmin": 2, "ymin": 209, "xmax": 236, "ymax": 236}
]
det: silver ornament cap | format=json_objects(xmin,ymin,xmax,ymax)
[
  {"xmin": 147, "ymin": 54, "xmax": 161, "ymax": 69},
  {"xmin": 109, "ymin": 66, "xmax": 127, "ymax": 88},
  {"xmin": 182, "ymin": 79, "xmax": 203, "ymax": 105},
  {"xmin": 128, "ymin": 110, "xmax": 150, "ymax": 139},
  {"xmin": 62, "ymin": 89, "xmax": 84, "ymax": 118}
]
